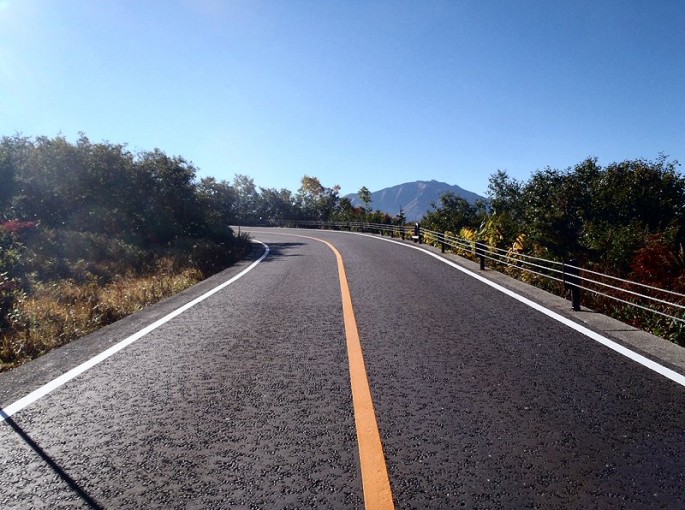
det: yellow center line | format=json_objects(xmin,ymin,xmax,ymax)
[
  {"xmin": 322, "ymin": 239, "xmax": 395, "ymax": 510},
  {"xmin": 255, "ymin": 231, "xmax": 395, "ymax": 509}
]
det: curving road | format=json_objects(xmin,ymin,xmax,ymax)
[{"xmin": 1, "ymin": 228, "xmax": 684, "ymax": 509}]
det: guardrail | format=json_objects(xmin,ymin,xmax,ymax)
[
  {"xmin": 267, "ymin": 220, "xmax": 685, "ymax": 326},
  {"xmin": 274, "ymin": 219, "xmax": 415, "ymax": 239}
]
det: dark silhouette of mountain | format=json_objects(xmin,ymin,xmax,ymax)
[{"xmin": 345, "ymin": 180, "xmax": 484, "ymax": 221}]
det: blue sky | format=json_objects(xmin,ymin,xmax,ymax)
[{"xmin": 1, "ymin": 0, "xmax": 683, "ymax": 196}]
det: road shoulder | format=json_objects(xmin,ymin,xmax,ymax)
[
  {"xmin": 0, "ymin": 244, "xmax": 266, "ymax": 408},
  {"xmin": 368, "ymin": 233, "xmax": 685, "ymax": 378}
]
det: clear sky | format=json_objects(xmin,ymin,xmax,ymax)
[{"xmin": 1, "ymin": 0, "xmax": 683, "ymax": 196}]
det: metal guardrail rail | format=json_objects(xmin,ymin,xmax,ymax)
[{"xmin": 268, "ymin": 220, "xmax": 685, "ymax": 325}]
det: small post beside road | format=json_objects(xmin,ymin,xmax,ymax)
[
  {"xmin": 476, "ymin": 242, "xmax": 485, "ymax": 270},
  {"xmin": 564, "ymin": 259, "xmax": 581, "ymax": 311}
]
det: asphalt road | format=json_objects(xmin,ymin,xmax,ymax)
[{"xmin": 1, "ymin": 228, "xmax": 684, "ymax": 509}]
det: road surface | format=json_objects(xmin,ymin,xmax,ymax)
[{"xmin": 1, "ymin": 228, "xmax": 684, "ymax": 508}]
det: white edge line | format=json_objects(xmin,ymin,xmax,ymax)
[
  {"xmin": 1, "ymin": 241, "xmax": 270, "ymax": 422},
  {"xmin": 350, "ymin": 231, "xmax": 685, "ymax": 388}
]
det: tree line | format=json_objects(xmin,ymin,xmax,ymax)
[
  {"xmin": 0, "ymin": 134, "xmax": 254, "ymax": 278},
  {"xmin": 421, "ymin": 156, "xmax": 684, "ymax": 286},
  {"xmin": 3, "ymin": 135, "xmax": 682, "ymax": 291},
  {"xmin": 220, "ymin": 176, "xmax": 394, "ymax": 225}
]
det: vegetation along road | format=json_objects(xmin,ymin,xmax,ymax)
[{"xmin": 1, "ymin": 228, "xmax": 684, "ymax": 508}]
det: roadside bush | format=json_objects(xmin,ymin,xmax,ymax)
[
  {"xmin": 0, "ymin": 264, "xmax": 206, "ymax": 370},
  {"xmin": 0, "ymin": 134, "xmax": 256, "ymax": 371}
]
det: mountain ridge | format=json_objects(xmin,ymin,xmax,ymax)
[{"xmin": 345, "ymin": 180, "xmax": 484, "ymax": 220}]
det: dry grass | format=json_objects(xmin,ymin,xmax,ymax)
[{"xmin": 0, "ymin": 260, "xmax": 203, "ymax": 372}]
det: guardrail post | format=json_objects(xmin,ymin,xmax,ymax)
[
  {"xmin": 564, "ymin": 259, "xmax": 581, "ymax": 311},
  {"xmin": 476, "ymin": 242, "xmax": 485, "ymax": 270},
  {"xmin": 441, "ymin": 233, "xmax": 446, "ymax": 253}
]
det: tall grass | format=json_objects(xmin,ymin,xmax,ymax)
[{"xmin": 0, "ymin": 261, "xmax": 203, "ymax": 371}]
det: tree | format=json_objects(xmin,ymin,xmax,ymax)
[
  {"xmin": 231, "ymin": 174, "xmax": 259, "ymax": 225},
  {"xmin": 422, "ymin": 192, "xmax": 478, "ymax": 234},
  {"xmin": 197, "ymin": 177, "xmax": 238, "ymax": 238},
  {"xmin": 395, "ymin": 207, "xmax": 406, "ymax": 226},
  {"xmin": 297, "ymin": 175, "xmax": 323, "ymax": 219},
  {"xmin": 485, "ymin": 170, "xmax": 524, "ymax": 248},
  {"xmin": 297, "ymin": 175, "xmax": 340, "ymax": 221},
  {"xmin": 485, "ymin": 156, "xmax": 685, "ymax": 272},
  {"xmin": 335, "ymin": 197, "xmax": 355, "ymax": 222},
  {"xmin": 519, "ymin": 167, "xmax": 585, "ymax": 259},
  {"xmin": 257, "ymin": 187, "xmax": 296, "ymax": 222},
  {"xmin": 0, "ymin": 137, "xmax": 20, "ymax": 218},
  {"xmin": 136, "ymin": 149, "xmax": 202, "ymax": 243},
  {"xmin": 358, "ymin": 186, "xmax": 372, "ymax": 219},
  {"xmin": 580, "ymin": 156, "xmax": 685, "ymax": 271},
  {"xmin": 368, "ymin": 209, "xmax": 393, "ymax": 224}
]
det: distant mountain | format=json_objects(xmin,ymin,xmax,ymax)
[{"xmin": 345, "ymin": 180, "xmax": 484, "ymax": 221}]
